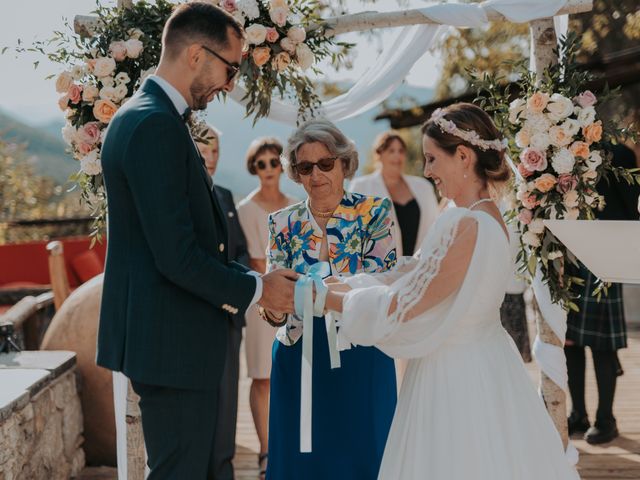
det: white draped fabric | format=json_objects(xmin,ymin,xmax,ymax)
[{"xmin": 113, "ymin": 1, "xmax": 577, "ymax": 476}]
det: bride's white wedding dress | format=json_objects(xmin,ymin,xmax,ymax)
[{"xmin": 337, "ymin": 207, "xmax": 579, "ymax": 480}]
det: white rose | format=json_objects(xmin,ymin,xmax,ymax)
[
  {"xmin": 528, "ymin": 219, "xmax": 545, "ymax": 235},
  {"xmin": 245, "ymin": 24, "xmax": 268, "ymax": 45},
  {"xmin": 548, "ymin": 250, "xmax": 563, "ymax": 260},
  {"xmin": 231, "ymin": 10, "xmax": 246, "ymax": 26},
  {"xmin": 55, "ymin": 71, "xmax": 73, "ymax": 93},
  {"xmin": 524, "ymin": 113, "xmax": 551, "ymax": 135},
  {"xmin": 546, "ymin": 93, "xmax": 574, "ymax": 122},
  {"xmin": 551, "ymin": 148, "xmax": 575, "ymax": 175},
  {"xmin": 280, "ymin": 37, "xmax": 296, "ymax": 53},
  {"xmin": 508, "ymin": 98, "xmax": 526, "ymax": 124},
  {"xmin": 114, "ymin": 83, "xmax": 129, "ymax": 102},
  {"xmin": 295, "ymin": 43, "xmax": 314, "ymax": 70},
  {"xmin": 125, "ymin": 39, "xmax": 144, "ymax": 59},
  {"xmin": 269, "ymin": 6, "xmax": 289, "ymax": 27},
  {"xmin": 61, "ymin": 124, "xmax": 77, "ymax": 146},
  {"xmin": 548, "ymin": 125, "xmax": 573, "ymax": 148},
  {"xmin": 565, "ymin": 208, "xmax": 580, "ymax": 220},
  {"xmin": 586, "ymin": 150, "xmax": 603, "ymax": 170},
  {"xmin": 530, "ymin": 132, "xmax": 551, "ymax": 151},
  {"xmin": 70, "ymin": 65, "xmax": 86, "ymax": 80},
  {"xmin": 80, "ymin": 150, "xmax": 102, "ymax": 175},
  {"xmin": 515, "ymin": 127, "xmax": 531, "ymax": 148},
  {"xmin": 115, "ymin": 72, "xmax": 131, "ymax": 85},
  {"xmin": 522, "ymin": 231, "xmax": 541, "ymax": 248},
  {"xmin": 516, "ymin": 182, "xmax": 530, "ymax": 202},
  {"xmin": 287, "ymin": 26, "xmax": 306, "ymax": 44},
  {"xmin": 562, "ymin": 118, "xmax": 581, "ymax": 136},
  {"xmin": 93, "ymin": 57, "xmax": 116, "ymax": 77},
  {"xmin": 101, "ymin": 76, "xmax": 115, "ymax": 88},
  {"xmin": 238, "ymin": 0, "xmax": 260, "ymax": 19},
  {"xmin": 99, "ymin": 86, "xmax": 119, "ymax": 102},
  {"xmin": 563, "ymin": 190, "xmax": 579, "ymax": 208},
  {"xmin": 576, "ymin": 106, "xmax": 596, "ymax": 127}
]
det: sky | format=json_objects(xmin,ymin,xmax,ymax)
[{"xmin": 0, "ymin": 0, "xmax": 442, "ymax": 126}]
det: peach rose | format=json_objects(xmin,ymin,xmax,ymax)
[
  {"xmin": 517, "ymin": 163, "xmax": 534, "ymax": 179},
  {"xmin": 252, "ymin": 47, "xmax": 271, "ymax": 67},
  {"xmin": 515, "ymin": 128, "xmax": 530, "ymax": 148},
  {"xmin": 125, "ymin": 39, "xmax": 144, "ymax": 59},
  {"xmin": 274, "ymin": 51, "xmax": 291, "ymax": 72},
  {"xmin": 534, "ymin": 173, "xmax": 557, "ymax": 193},
  {"xmin": 270, "ymin": 6, "xmax": 289, "ymax": 26},
  {"xmin": 265, "ymin": 27, "xmax": 279, "ymax": 43},
  {"xmin": 582, "ymin": 121, "xmax": 603, "ymax": 144},
  {"xmin": 55, "ymin": 71, "xmax": 73, "ymax": 94},
  {"xmin": 67, "ymin": 84, "xmax": 83, "ymax": 104},
  {"xmin": 570, "ymin": 141, "xmax": 590, "ymax": 159},
  {"xmin": 576, "ymin": 90, "xmax": 597, "ymax": 108},
  {"xmin": 526, "ymin": 92, "xmax": 549, "ymax": 114},
  {"xmin": 287, "ymin": 26, "xmax": 306, "ymax": 44},
  {"xmin": 521, "ymin": 194, "xmax": 540, "ymax": 210},
  {"xmin": 58, "ymin": 95, "xmax": 70, "ymax": 111},
  {"xmin": 93, "ymin": 99, "xmax": 118, "ymax": 123},
  {"xmin": 520, "ymin": 148, "xmax": 548, "ymax": 172},
  {"xmin": 109, "ymin": 41, "xmax": 128, "ymax": 62},
  {"xmin": 85, "ymin": 58, "xmax": 97, "ymax": 73},
  {"xmin": 93, "ymin": 57, "xmax": 116, "ymax": 77}
]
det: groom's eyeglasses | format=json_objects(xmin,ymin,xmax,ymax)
[
  {"xmin": 256, "ymin": 158, "xmax": 281, "ymax": 170},
  {"xmin": 201, "ymin": 45, "xmax": 240, "ymax": 84},
  {"xmin": 294, "ymin": 157, "xmax": 339, "ymax": 176}
]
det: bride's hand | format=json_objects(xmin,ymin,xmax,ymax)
[
  {"xmin": 326, "ymin": 281, "xmax": 352, "ymax": 294},
  {"xmin": 324, "ymin": 276, "xmax": 342, "ymax": 284}
]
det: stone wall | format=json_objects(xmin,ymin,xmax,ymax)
[{"xmin": 0, "ymin": 351, "xmax": 85, "ymax": 479}]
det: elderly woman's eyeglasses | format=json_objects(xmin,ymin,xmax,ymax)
[
  {"xmin": 201, "ymin": 45, "xmax": 240, "ymax": 84},
  {"xmin": 294, "ymin": 157, "xmax": 339, "ymax": 176},
  {"xmin": 256, "ymin": 158, "xmax": 281, "ymax": 170}
]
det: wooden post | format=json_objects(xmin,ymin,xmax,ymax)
[
  {"xmin": 46, "ymin": 241, "xmax": 71, "ymax": 311},
  {"xmin": 530, "ymin": 17, "xmax": 569, "ymax": 449}
]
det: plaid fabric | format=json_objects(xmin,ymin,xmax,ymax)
[
  {"xmin": 567, "ymin": 263, "xmax": 627, "ymax": 351},
  {"xmin": 500, "ymin": 294, "xmax": 532, "ymax": 362}
]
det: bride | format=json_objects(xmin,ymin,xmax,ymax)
[{"xmin": 324, "ymin": 103, "xmax": 579, "ymax": 479}]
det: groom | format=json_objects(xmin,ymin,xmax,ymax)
[{"xmin": 97, "ymin": 3, "xmax": 296, "ymax": 478}]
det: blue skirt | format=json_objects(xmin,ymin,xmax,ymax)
[{"xmin": 266, "ymin": 316, "xmax": 397, "ymax": 480}]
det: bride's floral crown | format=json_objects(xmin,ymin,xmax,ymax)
[{"xmin": 431, "ymin": 108, "xmax": 508, "ymax": 152}]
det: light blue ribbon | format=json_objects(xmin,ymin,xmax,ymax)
[{"xmin": 294, "ymin": 261, "xmax": 340, "ymax": 453}]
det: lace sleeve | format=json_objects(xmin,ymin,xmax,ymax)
[{"xmin": 338, "ymin": 211, "xmax": 481, "ymax": 357}]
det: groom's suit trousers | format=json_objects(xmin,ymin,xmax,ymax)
[{"xmin": 131, "ymin": 380, "xmax": 219, "ymax": 479}]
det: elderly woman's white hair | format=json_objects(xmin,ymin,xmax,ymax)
[{"xmin": 283, "ymin": 118, "xmax": 359, "ymax": 183}]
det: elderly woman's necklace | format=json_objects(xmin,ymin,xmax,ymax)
[{"xmin": 310, "ymin": 203, "xmax": 337, "ymax": 218}]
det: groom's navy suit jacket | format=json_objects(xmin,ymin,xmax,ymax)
[{"xmin": 97, "ymin": 79, "xmax": 256, "ymax": 390}]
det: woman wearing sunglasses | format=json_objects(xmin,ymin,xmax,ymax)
[
  {"xmin": 236, "ymin": 137, "xmax": 297, "ymax": 478},
  {"xmin": 263, "ymin": 119, "xmax": 398, "ymax": 480}
]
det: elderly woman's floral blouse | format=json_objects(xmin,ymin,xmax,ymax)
[{"xmin": 267, "ymin": 191, "xmax": 397, "ymax": 345}]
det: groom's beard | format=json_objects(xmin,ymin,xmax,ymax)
[{"xmin": 190, "ymin": 68, "xmax": 221, "ymax": 111}]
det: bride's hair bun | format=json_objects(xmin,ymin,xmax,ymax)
[{"xmin": 421, "ymin": 103, "xmax": 511, "ymax": 186}]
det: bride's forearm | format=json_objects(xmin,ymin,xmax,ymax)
[{"xmin": 325, "ymin": 290, "xmax": 345, "ymax": 313}]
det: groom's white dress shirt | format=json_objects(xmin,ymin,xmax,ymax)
[{"xmin": 147, "ymin": 74, "xmax": 263, "ymax": 309}]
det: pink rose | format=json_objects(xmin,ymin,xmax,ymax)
[
  {"xmin": 67, "ymin": 84, "xmax": 83, "ymax": 104},
  {"xmin": 77, "ymin": 142, "xmax": 94, "ymax": 155},
  {"xmin": 556, "ymin": 174, "xmax": 578, "ymax": 194},
  {"xmin": 518, "ymin": 209, "xmax": 533, "ymax": 225},
  {"xmin": 521, "ymin": 194, "xmax": 540, "ymax": 210},
  {"xmin": 576, "ymin": 90, "xmax": 597, "ymax": 108},
  {"xmin": 109, "ymin": 41, "xmax": 128, "ymax": 62},
  {"xmin": 520, "ymin": 148, "xmax": 548, "ymax": 172},
  {"xmin": 517, "ymin": 163, "xmax": 534, "ymax": 179},
  {"xmin": 265, "ymin": 27, "xmax": 279, "ymax": 43},
  {"xmin": 77, "ymin": 121, "xmax": 101, "ymax": 145},
  {"xmin": 221, "ymin": 0, "xmax": 237, "ymax": 12}
]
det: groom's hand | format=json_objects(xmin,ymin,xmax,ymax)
[{"xmin": 259, "ymin": 269, "xmax": 298, "ymax": 313}]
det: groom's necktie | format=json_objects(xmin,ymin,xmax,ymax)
[{"xmin": 182, "ymin": 107, "xmax": 192, "ymax": 123}]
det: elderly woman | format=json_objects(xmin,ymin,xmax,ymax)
[{"xmin": 264, "ymin": 119, "xmax": 397, "ymax": 480}]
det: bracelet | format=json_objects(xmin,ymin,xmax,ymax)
[{"xmin": 258, "ymin": 306, "xmax": 288, "ymax": 327}]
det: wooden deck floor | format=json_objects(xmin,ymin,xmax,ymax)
[{"xmin": 81, "ymin": 330, "xmax": 640, "ymax": 479}]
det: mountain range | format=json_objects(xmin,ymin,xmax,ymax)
[{"xmin": 1, "ymin": 82, "xmax": 433, "ymax": 198}]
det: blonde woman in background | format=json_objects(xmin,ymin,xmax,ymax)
[
  {"xmin": 236, "ymin": 137, "xmax": 296, "ymax": 478},
  {"xmin": 350, "ymin": 131, "xmax": 439, "ymax": 257}
]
